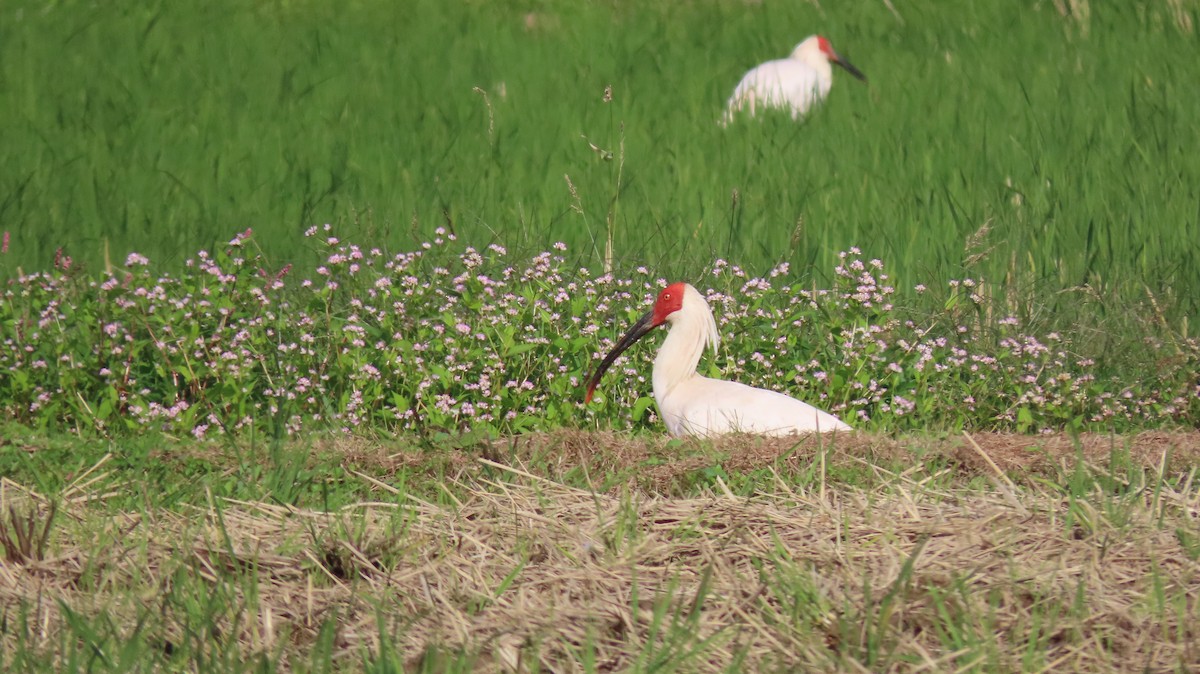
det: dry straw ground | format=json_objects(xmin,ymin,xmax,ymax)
[{"xmin": 2, "ymin": 431, "xmax": 1200, "ymax": 671}]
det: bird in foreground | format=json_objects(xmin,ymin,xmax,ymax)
[
  {"xmin": 722, "ymin": 34, "xmax": 866, "ymax": 124},
  {"xmin": 584, "ymin": 282, "xmax": 851, "ymax": 437}
]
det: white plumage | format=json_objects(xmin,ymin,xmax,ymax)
[
  {"xmin": 586, "ymin": 282, "xmax": 851, "ymax": 437},
  {"xmin": 723, "ymin": 34, "xmax": 866, "ymax": 124}
]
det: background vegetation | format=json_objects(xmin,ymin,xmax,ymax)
[{"xmin": 2, "ymin": 0, "xmax": 1198, "ymax": 326}]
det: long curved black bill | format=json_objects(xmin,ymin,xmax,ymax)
[
  {"xmin": 834, "ymin": 52, "xmax": 867, "ymax": 82},
  {"xmin": 584, "ymin": 310, "xmax": 657, "ymax": 403}
]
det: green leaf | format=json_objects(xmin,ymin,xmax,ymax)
[
  {"xmin": 1017, "ymin": 407, "xmax": 1034, "ymax": 431},
  {"xmin": 631, "ymin": 396, "xmax": 656, "ymax": 422},
  {"xmin": 505, "ymin": 342, "xmax": 538, "ymax": 357},
  {"xmin": 96, "ymin": 396, "xmax": 114, "ymax": 420}
]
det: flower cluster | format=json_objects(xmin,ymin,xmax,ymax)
[{"xmin": 1, "ymin": 228, "xmax": 1196, "ymax": 437}]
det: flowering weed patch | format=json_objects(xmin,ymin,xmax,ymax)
[{"xmin": 2, "ymin": 229, "xmax": 1196, "ymax": 438}]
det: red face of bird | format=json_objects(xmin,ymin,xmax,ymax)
[
  {"xmin": 584, "ymin": 282, "xmax": 688, "ymax": 403},
  {"xmin": 651, "ymin": 282, "xmax": 686, "ymax": 325},
  {"xmin": 816, "ymin": 35, "xmax": 867, "ymax": 82}
]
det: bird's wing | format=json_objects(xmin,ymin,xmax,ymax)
[
  {"xmin": 665, "ymin": 377, "xmax": 850, "ymax": 437},
  {"xmin": 726, "ymin": 60, "xmax": 822, "ymax": 117}
]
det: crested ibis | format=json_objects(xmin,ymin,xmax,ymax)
[
  {"xmin": 585, "ymin": 282, "xmax": 851, "ymax": 437},
  {"xmin": 722, "ymin": 35, "xmax": 866, "ymax": 124}
]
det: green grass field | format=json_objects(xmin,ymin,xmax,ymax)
[{"xmin": 3, "ymin": 0, "xmax": 1199, "ymax": 322}]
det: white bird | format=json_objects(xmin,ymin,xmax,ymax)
[
  {"xmin": 722, "ymin": 34, "xmax": 866, "ymax": 124},
  {"xmin": 585, "ymin": 282, "xmax": 851, "ymax": 437}
]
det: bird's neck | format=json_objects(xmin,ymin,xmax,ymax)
[
  {"xmin": 652, "ymin": 309, "xmax": 717, "ymax": 401},
  {"xmin": 812, "ymin": 61, "xmax": 833, "ymax": 90}
]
